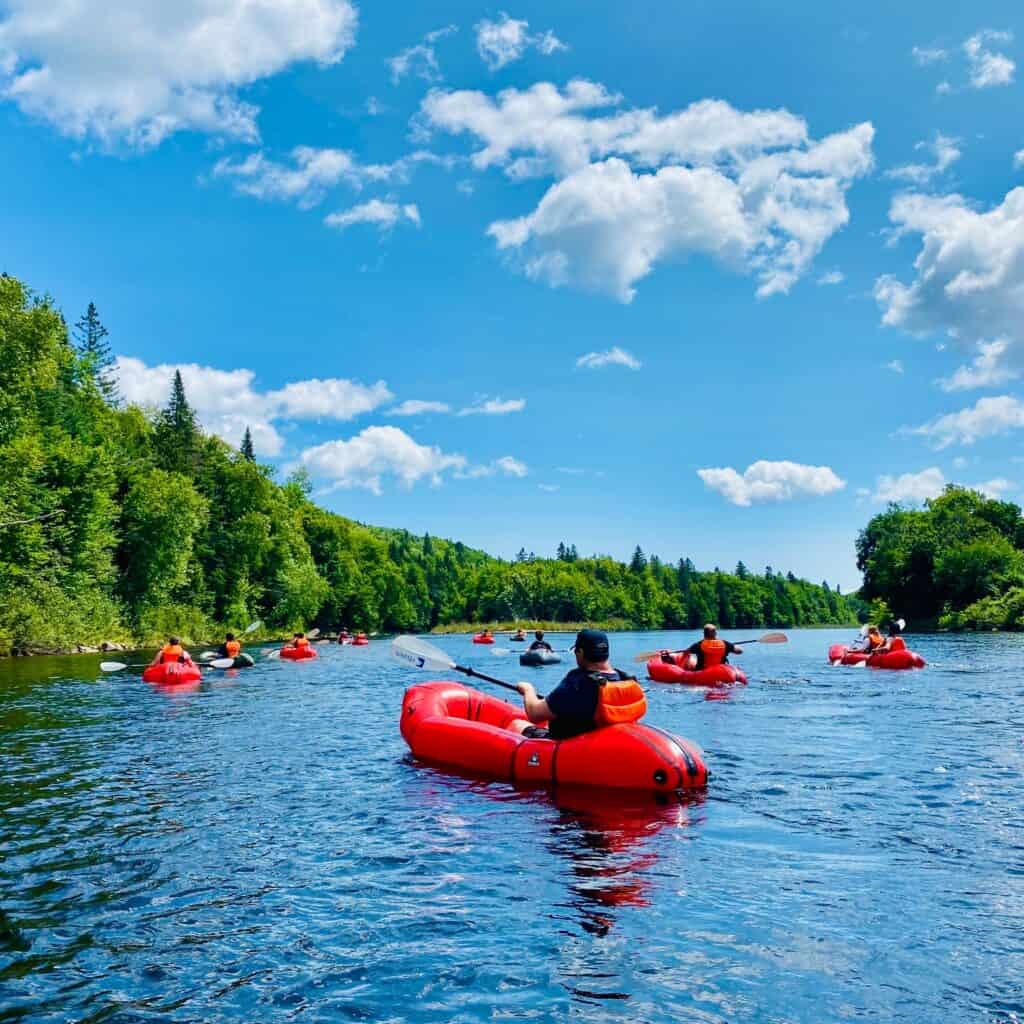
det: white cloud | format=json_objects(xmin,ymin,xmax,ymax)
[
  {"xmin": 876, "ymin": 188, "xmax": 1024, "ymax": 382},
  {"xmin": 912, "ymin": 46, "xmax": 949, "ymax": 66},
  {"xmin": 575, "ymin": 346, "xmax": 641, "ymax": 370},
  {"xmin": 115, "ymin": 356, "xmax": 393, "ymax": 457},
  {"xmin": 908, "ymin": 395, "xmax": 1024, "ymax": 448},
  {"xmin": 938, "ymin": 339, "xmax": 1019, "ymax": 391},
  {"xmin": 953, "ymin": 456, "xmax": 968, "ymax": 469},
  {"xmin": 886, "ymin": 132, "xmax": 960, "ymax": 184},
  {"xmin": 299, "ymin": 426, "xmax": 467, "ymax": 494},
  {"xmin": 887, "ymin": 359, "xmax": 905, "ymax": 374},
  {"xmin": 538, "ymin": 483, "xmax": 559, "ymax": 492},
  {"xmin": 697, "ymin": 460, "xmax": 846, "ymax": 507},
  {"xmin": 475, "ymin": 13, "xmax": 567, "ymax": 70},
  {"xmin": 1014, "ymin": 149, "xmax": 1024, "ymax": 170},
  {"xmin": 388, "ymin": 25, "xmax": 457, "ymax": 84},
  {"xmin": 936, "ymin": 80, "xmax": 953, "ymax": 95},
  {"xmin": 212, "ymin": 147, "xmax": 399, "ymax": 207},
  {"xmin": 423, "ymin": 82, "xmax": 873, "ymax": 301},
  {"xmin": 0, "ymin": 0, "xmax": 356, "ymax": 148},
  {"xmin": 818, "ymin": 270, "xmax": 844, "ymax": 285},
  {"xmin": 388, "ymin": 399, "xmax": 452, "ymax": 416},
  {"xmin": 495, "ymin": 455, "xmax": 528, "ymax": 477},
  {"xmin": 964, "ymin": 30, "xmax": 1015, "ymax": 88},
  {"xmin": 324, "ymin": 200, "xmax": 421, "ymax": 232},
  {"xmin": 872, "ymin": 467, "xmax": 946, "ymax": 503},
  {"xmin": 557, "ymin": 466, "xmax": 585, "ymax": 475},
  {"xmin": 457, "ymin": 397, "xmax": 526, "ymax": 416},
  {"xmin": 872, "ymin": 466, "xmax": 1012, "ymax": 502}
]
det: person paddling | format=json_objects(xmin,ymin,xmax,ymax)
[
  {"xmin": 217, "ymin": 633, "xmax": 242, "ymax": 660},
  {"xmin": 528, "ymin": 630, "xmax": 553, "ymax": 652},
  {"xmin": 512, "ymin": 628, "xmax": 527, "ymax": 641},
  {"xmin": 515, "ymin": 629, "xmax": 645, "ymax": 740},
  {"xmin": 666, "ymin": 623, "xmax": 743, "ymax": 670},
  {"xmin": 151, "ymin": 635, "xmax": 192, "ymax": 667},
  {"xmin": 284, "ymin": 632, "xmax": 310, "ymax": 653}
]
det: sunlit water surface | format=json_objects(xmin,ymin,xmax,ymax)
[{"xmin": 2, "ymin": 630, "xmax": 1023, "ymax": 1023}]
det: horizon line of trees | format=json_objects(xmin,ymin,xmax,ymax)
[{"xmin": 0, "ymin": 273, "xmax": 859, "ymax": 653}]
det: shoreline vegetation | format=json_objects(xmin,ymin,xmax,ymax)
[{"xmin": 1, "ymin": 272, "xmax": 860, "ymax": 658}]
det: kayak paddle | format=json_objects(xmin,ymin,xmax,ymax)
[
  {"xmin": 392, "ymin": 635, "xmax": 532, "ymax": 696},
  {"xmin": 100, "ymin": 658, "xmax": 235, "ymax": 673},
  {"xmin": 633, "ymin": 631, "xmax": 788, "ymax": 662}
]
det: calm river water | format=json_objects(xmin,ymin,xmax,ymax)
[{"xmin": 1, "ymin": 629, "xmax": 1022, "ymax": 1023}]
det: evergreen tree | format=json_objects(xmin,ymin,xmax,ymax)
[
  {"xmin": 735, "ymin": 561, "xmax": 749, "ymax": 578},
  {"xmin": 240, "ymin": 427, "xmax": 255, "ymax": 461},
  {"xmin": 567, "ymin": 544, "xmax": 579, "ymax": 562},
  {"xmin": 557, "ymin": 542, "xmax": 567, "ymax": 561},
  {"xmin": 630, "ymin": 546, "xmax": 647, "ymax": 573},
  {"xmin": 73, "ymin": 302, "xmax": 119, "ymax": 403},
  {"xmin": 154, "ymin": 370, "xmax": 198, "ymax": 474}
]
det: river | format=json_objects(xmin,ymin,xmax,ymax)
[{"xmin": 1, "ymin": 629, "xmax": 1021, "ymax": 1022}]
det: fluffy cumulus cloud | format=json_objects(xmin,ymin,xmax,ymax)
[
  {"xmin": 115, "ymin": 356, "xmax": 392, "ymax": 457},
  {"xmin": 697, "ymin": 460, "xmax": 846, "ymax": 507},
  {"xmin": 422, "ymin": 81, "xmax": 873, "ymax": 300},
  {"xmin": 817, "ymin": 270, "xmax": 844, "ymax": 285},
  {"xmin": 907, "ymin": 395, "xmax": 1024, "ymax": 448},
  {"xmin": 964, "ymin": 29, "xmax": 1015, "ymax": 88},
  {"xmin": 475, "ymin": 13, "xmax": 566, "ymax": 70},
  {"xmin": 299, "ymin": 426, "xmax": 466, "ymax": 494},
  {"xmin": 457, "ymin": 397, "xmax": 526, "ymax": 416},
  {"xmin": 938, "ymin": 339, "xmax": 1019, "ymax": 391},
  {"xmin": 872, "ymin": 466, "xmax": 1012, "ymax": 502},
  {"xmin": 886, "ymin": 133, "xmax": 961, "ymax": 185},
  {"xmin": 575, "ymin": 346, "xmax": 641, "ymax": 370},
  {"xmin": 388, "ymin": 25, "xmax": 457, "ymax": 84},
  {"xmin": 875, "ymin": 188, "xmax": 1024, "ymax": 382},
  {"xmin": 0, "ymin": 0, "xmax": 357, "ymax": 148},
  {"xmin": 212, "ymin": 147, "xmax": 398, "ymax": 207},
  {"xmin": 325, "ymin": 200, "xmax": 421, "ymax": 232}
]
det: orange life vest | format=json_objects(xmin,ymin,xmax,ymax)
[
  {"xmin": 160, "ymin": 644, "xmax": 184, "ymax": 663},
  {"xmin": 294, "ymin": 636, "xmax": 309, "ymax": 648},
  {"xmin": 700, "ymin": 638, "xmax": 727, "ymax": 667},
  {"xmin": 225, "ymin": 640, "xmax": 241, "ymax": 657},
  {"xmin": 889, "ymin": 636, "xmax": 907, "ymax": 651},
  {"xmin": 867, "ymin": 633, "xmax": 884, "ymax": 650},
  {"xmin": 594, "ymin": 673, "xmax": 647, "ymax": 726}
]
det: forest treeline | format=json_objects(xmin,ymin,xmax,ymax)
[
  {"xmin": 0, "ymin": 274, "xmax": 858, "ymax": 654},
  {"xmin": 858, "ymin": 486, "xmax": 1024, "ymax": 630}
]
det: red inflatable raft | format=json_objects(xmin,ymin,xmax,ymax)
[
  {"xmin": 646, "ymin": 654, "xmax": 747, "ymax": 686},
  {"xmin": 400, "ymin": 681, "xmax": 707, "ymax": 792},
  {"xmin": 280, "ymin": 645, "xmax": 318, "ymax": 661},
  {"xmin": 353, "ymin": 636, "xmax": 369, "ymax": 646},
  {"xmin": 472, "ymin": 634, "xmax": 495, "ymax": 645},
  {"xmin": 828, "ymin": 638, "xmax": 925, "ymax": 670},
  {"xmin": 142, "ymin": 661, "xmax": 202, "ymax": 685}
]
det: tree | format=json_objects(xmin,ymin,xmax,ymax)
[
  {"xmin": 74, "ymin": 302, "xmax": 119, "ymax": 404},
  {"xmin": 154, "ymin": 370, "xmax": 198, "ymax": 474},
  {"xmin": 735, "ymin": 561, "xmax": 749, "ymax": 579},
  {"xmin": 240, "ymin": 427, "xmax": 255, "ymax": 461},
  {"xmin": 629, "ymin": 545, "xmax": 647, "ymax": 573}
]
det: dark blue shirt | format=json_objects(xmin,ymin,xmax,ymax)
[{"xmin": 544, "ymin": 668, "xmax": 622, "ymax": 739}]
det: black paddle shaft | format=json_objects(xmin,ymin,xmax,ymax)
[{"xmin": 458, "ymin": 664, "xmax": 544, "ymax": 700}]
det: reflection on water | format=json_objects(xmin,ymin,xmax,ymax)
[{"xmin": 2, "ymin": 630, "xmax": 1024, "ymax": 1022}]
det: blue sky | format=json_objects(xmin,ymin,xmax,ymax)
[{"xmin": 3, "ymin": 0, "xmax": 1024, "ymax": 590}]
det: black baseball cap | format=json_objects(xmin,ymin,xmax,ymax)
[{"xmin": 574, "ymin": 629, "xmax": 609, "ymax": 660}]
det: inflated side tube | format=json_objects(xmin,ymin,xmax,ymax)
[
  {"xmin": 280, "ymin": 645, "xmax": 318, "ymax": 661},
  {"xmin": 828, "ymin": 644, "xmax": 925, "ymax": 669},
  {"xmin": 232, "ymin": 653, "xmax": 255, "ymax": 668},
  {"xmin": 352, "ymin": 637, "xmax": 369, "ymax": 646},
  {"xmin": 519, "ymin": 649, "xmax": 563, "ymax": 667},
  {"xmin": 472, "ymin": 635, "xmax": 495, "ymax": 645},
  {"xmin": 401, "ymin": 681, "xmax": 707, "ymax": 792},
  {"xmin": 646, "ymin": 654, "xmax": 747, "ymax": 686},
  {"xmin": 142, "ymin": 661, "xmax": 202, "ymax": 685}
]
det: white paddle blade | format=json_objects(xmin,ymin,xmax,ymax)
[
  {"xmin": 210, "ymin": 658, "xmax": 236, "ymax": 669},
  {"xmin": 266, "ymin": 649, "xmax": 281, "ymax": 660},
  {"xmin": 391, "ymin": 635, "xmax": 456, "ymax": 673},
  {"xmin": 244, "ymin": 620, "xmax": 261, "ymax": 634},
  {"xmin": 99, "ymin": 661, "xmax": 128, "ymax": 672},
  {"xmin": 199, "ymin": 651, "xmax": 216, "ymax": 661},
  {"xmin": 490, "ymin": 647, "xmax": 512, "ymax": 657},
  {"xmin": 308, "ymin": 628, "xmax": 321, "ymax": 639},
  {"xmin": 896, "ymin": 618, "xmax": 906, "ymax": 631}
]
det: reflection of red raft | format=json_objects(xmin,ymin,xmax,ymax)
[
  {"xmin": 280, "ymin": 645, "xmax": 318, "ymax": 660},
  {"xmin": 828, "ymin": 638, "xmax": 925, "ymax": 669},
  {"xmin": 646, "ymin": 653, "xmax": 747, "ymax": 686},
  {"xmin": 472, "ymin": 635, "xmax": 495, "ymax": 645},
  {"xmin": 142, "ymin": 661, "xmax": 202, "ymax": 685},
  {"xmin": 401, "ymin": 681, "xmax": 707, "ymax": 792}
]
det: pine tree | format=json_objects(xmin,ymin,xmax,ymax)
[
  {"xmin": 154, "ymin": 370, "xmax": 198, "ymax": 473},
  {"xmin": 567, "ymin": 544, "xmax": 578, "ymax": 562},
  {"xmin": 557, "ymin": 542, "xmax": 567, "ymax": 561},
  {"xmin": 74, "ymin": 302, "xmax": 119, "ymax": 403},
  {"xmin": 735, "ymin": 561, "xmax": 749, "ymax": 578},
  {"xmin": 240, "ymin": 427, "xmax": 255, "ymax": 461},
  {"xmin": 629, "ymin": 545, "xmax": 647, "ymax": 573}
]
